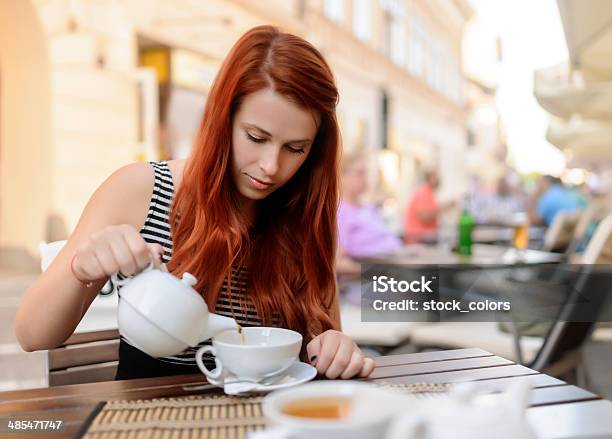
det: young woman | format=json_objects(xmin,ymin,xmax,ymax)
[{"xmin": 16, "ymin": 26, "xmax": 375, "ymax": 380}]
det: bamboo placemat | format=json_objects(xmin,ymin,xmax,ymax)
[{"xmin": 78, "ymin": 382, "xmax": 451, "ymax": 439}]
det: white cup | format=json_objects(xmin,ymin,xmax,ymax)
[
  {"xmin": 196, "ymin": 327, "xmax": 302, "ymax": 382},
  {"xmin": 261, "ymin": 381, "xmax": 411, "ymax": 439}
]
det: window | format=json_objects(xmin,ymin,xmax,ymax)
[
  {"xmin": 408, "ymin": 17, "xmax": 425, "ymax": 77},
  {"xmin": 381, "ymin": 0, "xmax": 406, "ymax": 65},
  {"xmin": 324, "ymin": 0, "xmax": 344, "ymax": 23},
  {"xmin": 390, "ymin": 20, "xmax": 406, "ymax": 66},
  {"xmin": 427, "ymin": 38, "xmax": 444, "ymax": 91},
  {"xmin": 424, "ymin": 33, "xmax": 436, "ymax": 88},
  {"xmin": 352, "ymin": 0, "xmax": 372, "ymax": 41}
]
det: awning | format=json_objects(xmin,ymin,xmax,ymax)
[
  {"xmin": 546, "ymin": 117, "xmax": 612, "ymax": 165},
  {"xmin": 558, "ymin": 0, "xmax": 612, "ymax": 81},
  {"xmin": 534, "ymin": 63, "xmax": 612, "ymax": 120}
]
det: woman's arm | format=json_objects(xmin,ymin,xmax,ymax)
[
  {"xmin": 303, "ymin": 285, "xmax": 375, "ymax": 379},
  {"xmin": 15, "ymin": 163, "xmax": 157, "ymax": 351}
]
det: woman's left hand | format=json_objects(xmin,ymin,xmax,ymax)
[{"xmin": 306, "ymin": 330, "xmax": 375, "ymax": 379}]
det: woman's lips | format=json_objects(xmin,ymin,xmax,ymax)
[{"xmin": 245, "ymin": 174, "xmax": 273, "ymax": 190}]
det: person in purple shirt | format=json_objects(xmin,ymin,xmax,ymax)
[{"xmin": 337, "ymin": 153, "xmax": 403, "ymax": 273}]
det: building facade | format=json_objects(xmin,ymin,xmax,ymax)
[{"xmin": 0, "ymin": 0, "xmax": 472, "ymax": 263}]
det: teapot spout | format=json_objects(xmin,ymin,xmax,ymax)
[{"xmin": 200, "ymin": 312, "xmax": 239, "ymax": 341}]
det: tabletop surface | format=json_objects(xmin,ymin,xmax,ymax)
[
  {"xmin": 360, "ymin": 243, "xmax": 563, "ymax": 265},
  {"xmin": 442, "ymin": 225, "xmax": 547, "ymax": 245},
  {"xmin": 1, "ymin": 348, "xmax": 611, "ymax": 438}
]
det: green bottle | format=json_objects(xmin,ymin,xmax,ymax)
[{"xmin": 458, "ymin": 203, "xmax": 474, "ymax": 256}]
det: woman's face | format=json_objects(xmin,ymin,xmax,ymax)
[{"xmin": 231, "ymin": 87, "xmax": 319, "ymax": 204}]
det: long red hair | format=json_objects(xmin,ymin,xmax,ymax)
[{"xmin": 168, "ymin": 26, "xmax": 340, "ymax": 338}]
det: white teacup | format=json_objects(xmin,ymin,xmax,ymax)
[
  {"xmin": 196, "ymin": 327, "xmax": 302, "ymax": 382},
  {"xmin": 261, "ymin": 381, "xmax": 410, "ymax": 439}
]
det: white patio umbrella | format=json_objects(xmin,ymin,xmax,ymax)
[
  {"xmin": 557, "ymin": 0, "xmax": 612, "ymax": 81},
  {"xmin": 534, "ymin": 63, "xmax": 612, "ymax": 120}
]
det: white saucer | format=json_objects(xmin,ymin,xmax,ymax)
[{"xmin": 207, "ymin": 361, "xmax": 317, "ymax": 394}]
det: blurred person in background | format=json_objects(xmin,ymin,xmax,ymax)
[
  {"xmin": 336, "ymin": 152, "xmax": 403, "ymax": 276},
  {"xmin": 529, "ymin": 175, "xmax": 585, "ymax": 227},
  {"xmin": 467, "ymin": 175, "xmax": 526, "ymax": 224},
  {"xmin": 404, "ymin": 170, "xmax": 455, "ymax": 243}
]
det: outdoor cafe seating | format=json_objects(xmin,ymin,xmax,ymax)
[{"xmin": 340, "ymin": 212, "xmax": 612, "ymax": 386}]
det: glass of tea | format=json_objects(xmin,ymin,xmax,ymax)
[{"xmin": 281, "ymin": 396, "xmax": 352, "ymax": 420}]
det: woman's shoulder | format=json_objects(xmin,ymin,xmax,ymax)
[
  {"xmin": 94, "ymin": 160, "xmax": 187, "ymax": 226},
  {"xmin": 106, "ymin": 159, "xmax": 186, "ymax": 196},
  {"xmin": 165, "ymin": 159, "xmax": 187, "ymax": 191},
  {"xmin": 88, "ymin": 162, "xmax": 159, "ymax": 228},
  {"xmin": 108, "ymin": 160, "xmax": 186, "ymax": 191},
  {"xmin": 107, "ymin": 161, "xmax": 156, "ymax": 194}
]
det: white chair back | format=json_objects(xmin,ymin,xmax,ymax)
[
  {"xmin": 582, "ymin": 213, "xmax": 612, "ymax": 264},
  {"xmin": 543, "ymin": 212, "xmax": 580, "ymax": 252}
]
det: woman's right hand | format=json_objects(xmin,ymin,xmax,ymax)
[{"xmin": 71, "ymin": 224, "xmax": 164, "ymax": 283}]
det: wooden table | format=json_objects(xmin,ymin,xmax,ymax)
[{"xmin": 1, "ymin": 348, "xmax": 611, "ymax": 438}]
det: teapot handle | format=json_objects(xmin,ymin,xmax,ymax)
[{"xmin": 111, "ymin": 261, "xmax": 155, "ymax": 287}]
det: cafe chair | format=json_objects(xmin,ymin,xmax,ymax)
[
  {"xmin": 542, "ymin": 211, "xmax": 581, "ymax": 253},
  {"xmin": 531, "ymin": 214, "xmax": 612, "ymax": 380},
  {"xmin": 411, "ymin": 213, "xmax": 612, "ymax": 382},
  {"xmin": 39, "ymin": 241, "xmax": 120, "ymax": 386},
  {"xmin": 564, "ymin": 201, "xmax": 611, "ymax": 261},
  {"xmin": 47, "ymin": 329, "xmax": 120, "ymax": 386}
]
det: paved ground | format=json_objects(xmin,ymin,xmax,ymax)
[{"xmin": 0, "ymin": 274, "xmax": 48, "ymax": 391}]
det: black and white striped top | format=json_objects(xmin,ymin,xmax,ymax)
[{"xmin": 119, "ymin": 161, "xmax": 264, "ymax": 366}]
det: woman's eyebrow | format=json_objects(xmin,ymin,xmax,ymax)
[
  {"xmin": 244, "ymin": 123, "xmax": 271, "ymax": 137},
  {"xmin": 244, "ymin": 123, "xmax": 312, "ymax": 144}
]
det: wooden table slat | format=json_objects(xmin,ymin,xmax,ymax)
[
  {"xmin": 0, "ymin": 406, "xmax": 98, "ymax": 439},
  {"xmin": 0, "ymin": 404, "xmax": 98, "ymax": 422},
  {"xmin": 0, "ymin": 373, "xmax": 204, "ymax": 402},
  {"xmin": 370, "ymin": 355, "xmax": 514, "ymax": 379},
  {"xmin": 529, "ymin": 385, "xmax": 599, "ymax": 407},
  {"xmin": 527, "ymin": 400, "xmax": 612, "ymax": 439},
  {"xmin": 0, "ymin": 385, "xmax": 220, "ymax": 414},
  {"xmin": 370, "ymin": 364, "xmax": 539, "ymax": 384},
  {"xmin": 467, "ymin": 373, "xmax": 565, "ymax": 390},
  {"xmin": 373, "ymin": 348, "xmax": 493, "ymax": 367}
]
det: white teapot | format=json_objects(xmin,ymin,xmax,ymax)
[
  {"xmin": 113, "ymin": 264, "xmax": 239, "ymax": 357},
  {"xmin": 386, "ymin": 381, "xmax": 536, "ymax": 439}
]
